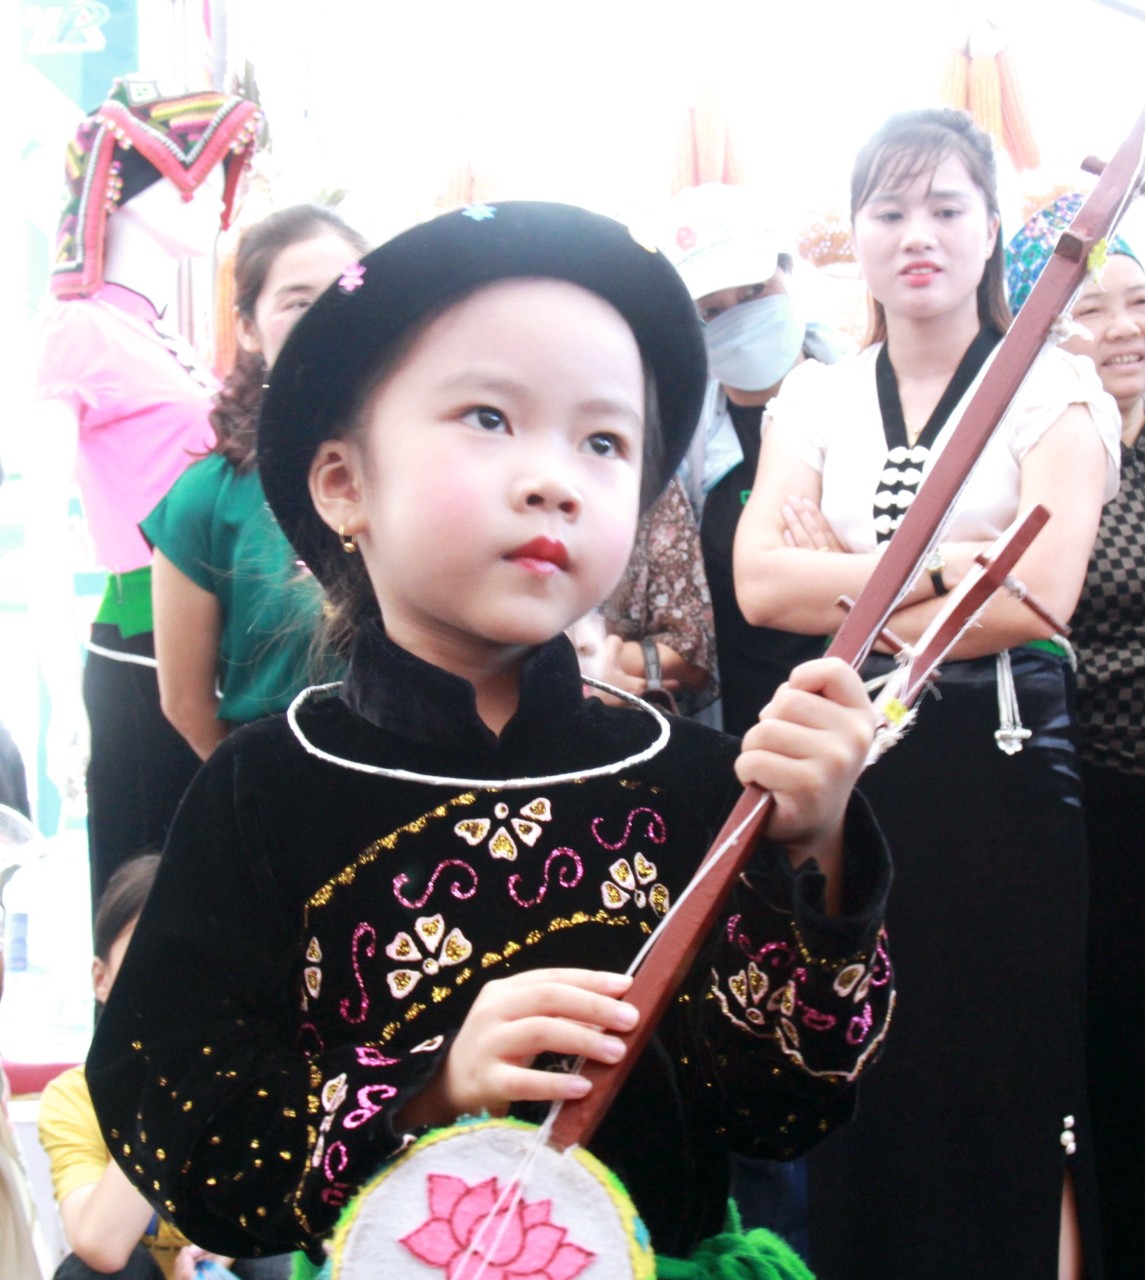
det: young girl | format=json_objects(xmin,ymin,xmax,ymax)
[
  {"xmin": 144, "ymin": 206, "xmax": 369, "ymax": 760},
  {"xmin": 734, "ymin": 112, "xmax": 1120, "ymax": 1278},
  {"xmin": 86, "ymin": 203, "xmax": 891, "ymax": 1271}
]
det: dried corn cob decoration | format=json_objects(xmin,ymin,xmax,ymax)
[
  {"xmin": 996, "ymin": 48, "xmax": 1040, "ymax": 172},
  {"xmin": 940, "ymin": 45, "xmax": 971, "ymax": 110},
  {"xmin": 941, "ymin": 22, "xmax": 1042, "ymax": 175},
  {"xmin": 969, "ymin": 53, "xmax": 1005, "ymax": 151}
]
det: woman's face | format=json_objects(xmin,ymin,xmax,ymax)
[
  {"xmin": 239, "ymin": 231, "xmax": 362, "ymax": 371},
  {"xmin": 1062, "ymin": 253, "xmax": 1145, "ymax": 412},
  {"xmin": 852, "ymin": 151, "xmax": 998, "ymax": 331}
]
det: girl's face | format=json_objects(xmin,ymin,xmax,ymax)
[
  {"xmin": 317, "ymin": 279, "xmax": 645, "ymax": 672},
  {"xmin": 1062, "ymin": 253, "xmax": 1145, "ymax": 411},
  {"xmin": 852, "ymin": 152, "xmax": 998, "ymax": 331},
  {"xmin": 239, "ymin": 231, "xmax": 362, "ymax": 371}
]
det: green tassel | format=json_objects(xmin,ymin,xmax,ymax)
[
  {"xmin": 290, "ymin": 1252, "xmax": 327, "ymax": 1280},
  {"xmin": 655, "ymin": 1201, "xmax": 815, "ymax": 1280}
]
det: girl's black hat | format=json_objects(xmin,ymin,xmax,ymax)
[{"xmin": 258, "ymin": 201, "xmax": 707, "ymax": 581}]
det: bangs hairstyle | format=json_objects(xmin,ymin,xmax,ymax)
[
  {"xmin": 212, "ymin": 205, "xmax": 369, "ymax": 473},
  {"xmin": 851, "ymin": 107, "xmax": 1011, "ymax": 346},
  {"xmin": 309, "ymin": 284, "xmax": 664, "ymax": 662}
]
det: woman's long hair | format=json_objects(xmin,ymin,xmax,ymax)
[
  {"xmin": 850, "ymin": 108, "xmax": 1011, "ymax": 346},
  {"xmin": 211, "ymin": 205, "xmax": 369, "ymax": 472}
]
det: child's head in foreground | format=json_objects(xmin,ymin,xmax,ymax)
[{"xmin": 258, "ymin": 203, "xmax": 707, "ymax": 667}]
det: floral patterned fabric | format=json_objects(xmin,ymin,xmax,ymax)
[
  {"xmin": 604, "ymin": 477, "xmax": 717, "ymax": 701},
  {"xmin": 87, "ymin": 627, "xmax": 891, "ymax": 1262}
]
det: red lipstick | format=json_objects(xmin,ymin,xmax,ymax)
[{"xmin": 506, "ymin": 537, "xmax": 569, "ymax": 572}]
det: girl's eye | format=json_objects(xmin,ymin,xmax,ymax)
[
  {"xmin": 585, "ymin": 432, "xmax": 626, "ymax": 458},
  {"xmin": 874, "ymin": 210, "xmax": 901, "ymax": 224},
  {"xmin": 462, "ymin": 406, "xmax": 508, "ymax": 432},
  {"xmin": 936, "ymin": 206, "xmax": 963, "ymax": 219},
  {"xmin": 700, "ymin": 304, "xmax": 723, "ymax": 323}
]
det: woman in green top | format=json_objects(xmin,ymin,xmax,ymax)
[{"xmin": 144, "ymin": 206, "xmax": 369, "ymax": 759}]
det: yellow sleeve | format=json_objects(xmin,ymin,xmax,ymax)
[{"xmin": 36, "ymin": 1067, "xmax": 109, "ymax": 1206}]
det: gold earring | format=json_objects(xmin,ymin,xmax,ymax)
[{"xmin": 339, "ymin": 525, "xmax": 358, "ymax": 554}]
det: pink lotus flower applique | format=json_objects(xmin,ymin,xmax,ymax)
[
  {"xmin": 401, "ymin": 1173, "xmax": 595, "ymax": 1279},
  {"xmin": 338, "ymin": 262, "xmax": 366, "ymax": 293}
]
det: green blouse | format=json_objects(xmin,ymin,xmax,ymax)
[{"xmin": 142, "ymin": 453, "xmax": 336, "ymax": 725}]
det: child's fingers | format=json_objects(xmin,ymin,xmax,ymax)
[
  {"xmin": 488, "ymin": 977, "xmax": 639, "ymax": 1039},
  {"xmin": 769, "ymin": 658, "xmax": 876, "ymax": 718},
  {"xmin": 490, "ymin": 1015, "xmax": 629, "ymax": 1067}
]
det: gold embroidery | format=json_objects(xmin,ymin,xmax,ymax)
[
  {"xmin": 489, "ymin": 827, "xmax": 518, "ymax": 860},
  {"xmin": 455, "ymin": 817, "xmax": 491, "ymax": 845},
  {"xmin": 306, "ymin": 794, "xmax": 479, "ymax": 912},
  {"xmin": 305, "ymin": 937, "xmax": 322, "ymax": 963}
]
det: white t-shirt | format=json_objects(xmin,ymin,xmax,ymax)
[{"xmin": 765, "ymin": 344, "xmax": 1121, "ymax": 554}]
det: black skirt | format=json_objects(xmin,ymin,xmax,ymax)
[{"xmin": 807, "ymin": 649, "xmax": 1102, "ymax": 1279}]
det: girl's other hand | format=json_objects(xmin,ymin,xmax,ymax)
[
  {"xmin": 780, "ymin": 495, "xmax": 845, "ymax": 552},
  {"xmin": 397, "ymin": 969, "xmax": 638, "ymax": 1130},
  {"xmin": 735, "ymin": 658, "xmax": 875, "ymax": 908}
]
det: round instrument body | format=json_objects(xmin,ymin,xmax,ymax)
[{"xmin": 329, "ymin": 1116, "xmax": 655, "ymax": 1279}]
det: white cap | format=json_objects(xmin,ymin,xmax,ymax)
[{"xmin": 659, "ymin": 184, "xmax": 784, "ymax": 302}]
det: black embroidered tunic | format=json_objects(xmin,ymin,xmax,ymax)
[{"xmin": 86, "ymin": 626, "xmax": 892, "ymax": 1260}]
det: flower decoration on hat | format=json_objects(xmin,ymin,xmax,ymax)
[
  {"xmin": 461, "ymin": 203, "xmax": 497, "ymax": 221},
  {"xmin": 338, "ymin": 262, "xmax": 366, "ymax": 293}
]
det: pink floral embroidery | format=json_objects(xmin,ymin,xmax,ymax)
[
  {"xmin": 338, "ymin": 262, "xmax": 365, "ymax": 292},
  {"xmin": 340, "ymin": 923, "xmax": 376, "ymax": 1025},
  {"xmin": 591, "ymin": 806, "xmax": 666, "ymax": 851},
  {"xmin": 676, "ymin": 225, "xmax": 696, "ymax": 251},
  {"xmin": 394, "ymin": 859, "xmax": 478, "ymax": 909},
  {"xmin": 508, "ymin": 849, "xmax": 583, "ymax": 909},
  {"xmin": 401, "ymin": 1174, "xmax": 594, "ymax": 1280}
]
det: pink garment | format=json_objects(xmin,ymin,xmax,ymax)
[{"xmin": 34, "ymin": 283, "xmax": 216, "ymax": 573}]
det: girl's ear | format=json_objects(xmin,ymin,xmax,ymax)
[
  {"xmin": 310, "ymin": 437, "xmax": 367, "ymax": 539},
  {"xmin": 236, "ymin": 309, "xmax": 262, "ymax": 356},
  {"xmin": 92, "ymin": 955, "xmax": 111, "ymax": 1004}
]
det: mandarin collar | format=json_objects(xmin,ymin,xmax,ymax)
[{"xmin": 341, "ymin": 621, "xmax": 587, "ymax": 753}]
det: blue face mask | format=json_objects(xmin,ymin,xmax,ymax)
[{"xmin": 703, "ymin": 294, "xmax": 804, "ymax": 392}]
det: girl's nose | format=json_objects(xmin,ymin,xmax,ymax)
[{"xmin": 515, "ymin": 460, "xmax": 581, "ymax": 515}]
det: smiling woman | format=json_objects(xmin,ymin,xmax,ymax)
[{"xmin": 1009, "ymin": 203, "xmax": 1145, "ymax": 1272}]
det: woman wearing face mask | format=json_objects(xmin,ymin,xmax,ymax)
[
  {"xmin": 661, "ymin": 185, "xmax": 847, "ymax": 739},
  {"xmin": 1009, "ymin": 197, "xmax": 1145, "ymax": 1275}
]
